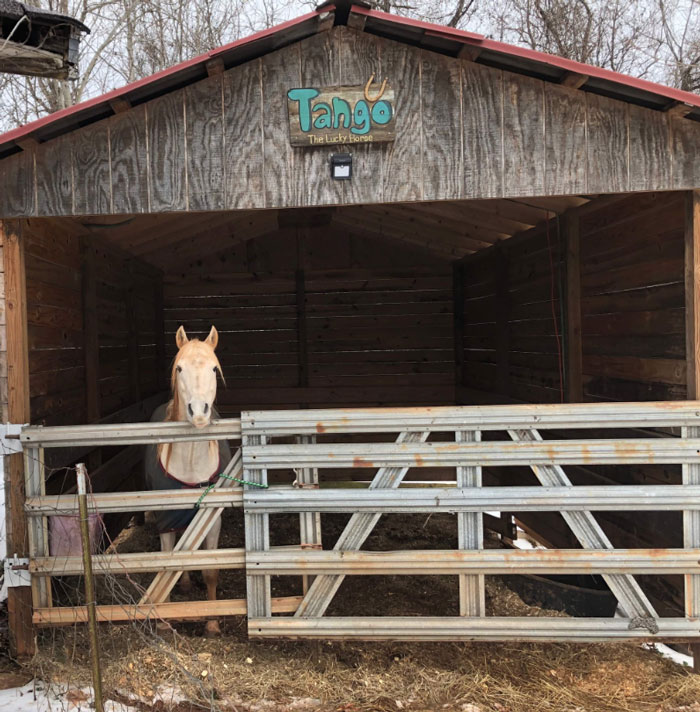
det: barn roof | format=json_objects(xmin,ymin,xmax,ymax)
[{"xmin": 0, "ymin": 0, "xmax": 699, "ymax": 159}]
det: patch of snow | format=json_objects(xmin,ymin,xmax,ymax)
[
  {"xmin": 645, "ymin": 642, "xmax": 693, "ymax": 668},
  {"xmin": 0, "ymin": 682, "xmax": 138, "ymax": 711}
]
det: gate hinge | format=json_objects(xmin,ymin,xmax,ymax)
[
  {"xmin": 3, "ymin": 555, "xmax": 31, "ymax": 588},
  {"xmin": 0, "ymin": 423, "xmax": 26, "ymax": 455}
]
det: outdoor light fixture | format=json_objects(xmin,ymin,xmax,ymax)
[{"xmin": 331, "ymin": 153, "xmax": 352, "ymax": 180}]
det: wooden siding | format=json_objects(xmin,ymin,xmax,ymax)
[
  {"xmin": 455, "ymin": 193, "xmax": 688, "ymax": 613},
  {"xmin": 580, "ymin": 193, "xmax": 685, "ymax": 403},
  {"xmin": 2, "ymin": 27, "xmax": 700, "ymax": 219},
  {"xmin": 22, "ymin": 218, "xmax": 164, "ymax": 427},
  {"xmin": 164, "ymin": 227, "xmax": 454, "ymax": 413}
]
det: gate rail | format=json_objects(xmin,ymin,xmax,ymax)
[
  {"xmin": 15, "ymin": 401, "xmax": 700, "ymax": 640},
  {"xmin": 241, "ymin": 401, "xmax": 700, "ymax": 641},
  {"xmin": 18, "ymin": 418, "xmax": 305, "ymax": 626}
]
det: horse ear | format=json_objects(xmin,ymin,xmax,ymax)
[
  {"xmin": 176, "ymin": 326, "xmax": 189, "ymax": 349},
  {"xmin": 205, "ymin": 325, "xmax": 219, "ymax": 350}
]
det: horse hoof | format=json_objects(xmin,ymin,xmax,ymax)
[{"xmin": 204, "ymin": 622, "xmax": 221, "ymax": 638}]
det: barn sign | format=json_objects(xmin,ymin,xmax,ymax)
[{"xmin": 287, "ymin": 80, "xmax": 396, "ymax": 147}]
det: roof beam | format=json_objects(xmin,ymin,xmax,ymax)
[
  {"xmin": 560, "ymin": 71, "xmax": 589, "ymax": 89},
  {"xmin": 109, "ymin": 97, "xmax": 132, "ymax": 114},
  {"xmin": 458, "ymin": 44, "xmax": 482, "ymax": 62},
  {"xmin": 15, "ymin": 136, "xmax": 39, "ymax": 152},
  {"xmin": 205, "ymin": 57, "xmax": 225, "ymax": 77},
  {"xmin": 665, "ymin": 101, "xmax": 693, "ymax": 119},
  {"xmin": 331, "ymin": 216, "xmax": 468, "ymax": 260}
]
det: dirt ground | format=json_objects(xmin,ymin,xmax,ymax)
[{"xmin": 8, "ymin": 510, "xmax": 700, "ymax": 711}]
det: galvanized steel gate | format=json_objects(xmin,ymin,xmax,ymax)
[
  {"xmin": 241, "ymin": 402, "xmax": 700, "ymax": 641},
  {"xmin": 15, "ymin": 401, "xmax": 700, "ymax": 641}
]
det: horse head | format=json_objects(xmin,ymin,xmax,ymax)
[{"xmin": 172, "ymin": 325, "xmax": 223, "ymax": 429}]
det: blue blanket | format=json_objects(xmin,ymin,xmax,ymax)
[{"xmin": 144, "ymin": 404, "xmax": 232, "ymax": 533}]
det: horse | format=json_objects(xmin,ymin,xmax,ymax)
[{"xmin": 145, "ymin": 324, "xmax": 231, "ymax": 637}]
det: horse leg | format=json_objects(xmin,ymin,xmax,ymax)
[
  {"xmin": 157, "ymin": 532, "xmax": 177, "ymax": 634},
  {"xmin": 202, "ymin": 516, "xmax": 222, "ymax": 637}
]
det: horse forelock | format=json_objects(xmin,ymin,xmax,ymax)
[{"xmin": 169, "ymin": 338, "xmax": 225, "ymax": 402}]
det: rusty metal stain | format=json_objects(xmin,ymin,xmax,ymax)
[
  {"xmin": 414, "ymin": 454, "xmax": 424, "ymax": 467},
  {"xmin": 580, "ymin": 444, "xmax": 592, "ymax": 465},
  {"xmin": 315, "ymin": 422, "xmax": 326, "ymax": 434},
  {"xmin": 353, "ymin": 456, "xmax": 373, "ymax": 468}
]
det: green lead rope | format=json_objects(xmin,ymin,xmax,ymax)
[{"xmin": 195, "ymin": 472, "xmax": 268, "ymax": 509}]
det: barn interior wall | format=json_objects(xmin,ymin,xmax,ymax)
[
  {"xmin": 455, "ymin": 191, "xmax": 687, "ymax": 614},
  {"xmin": 164, "ymin": 225, "xmax": 455, "ymax": 413},
  {"xmin": 23, "ymin": 218, "xmax": 164, "ymax": 427},
  {"xmin": 579, "ymin": 192, "xmax": 685, "ymax": 402},
  {"xmin": 17, "ymin": 217, "xmax": 165, "ymax": 495}
]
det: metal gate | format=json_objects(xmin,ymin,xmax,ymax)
[
  {"xmin": 12, "ymin": 401, "xmax": 700, "ymax": 641},
  {"xmin": 241, "ymin": 402, "xmax": 700, "ymax": 641}
]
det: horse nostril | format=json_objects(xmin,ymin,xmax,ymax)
[
  {"xmin": 203, "ymin": 403, "xmax": 209, "ymax": 414},
  {"xmin": 188, "ymin": 403, "xmax": 194, "ymax": 417}
]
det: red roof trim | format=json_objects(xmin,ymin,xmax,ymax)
[
  {"xmin": 0, "ymin": 8, "xmax": 327, "ymax": 147},
  {"xmin": 351, "ymin": 4, "xmax": 700, "ymax": 109}
]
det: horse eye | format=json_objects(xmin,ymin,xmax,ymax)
[
  {"xmin": 176, "ymin": 365, "xmax": 182, "ymax": 373},
  {"xmin": 212, "ymin": 367, "xmax": 217, "ymax": 372}
]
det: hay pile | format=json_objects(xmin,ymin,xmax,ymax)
[{"xmin": 21, "ymin": 512, "xmax": 700, "ymax": 711}]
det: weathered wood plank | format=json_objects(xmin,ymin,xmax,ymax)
[
  {"xmin": 109, "ymin": 105, "xmax": 149, "ymax": 213},
  {"xmin": 686, "ymin": 190, "xmax": 700, "ymax": 398},
  {"xmin": 566, "ymin": 213, "xmax": 582, "ymax": 402},
  {"xmin": 422, "ymin": 50, "xmax": 462, "ymax": 201},
  {"xmin": 672, "ymin": 117, "xmax": 700, "ymax": 189},
  {"xmin": 147, "ymin": 92, "xmax": 186, "ymax": 212},
  {"xmin": 544, "ymin": 84, "xmax": 585, "ymax": 195},
  {"xmin": 503, "ymin": 73, "xmax": 544, "ymax": 197},
  {"xmin": 35, "ymin": 135, "xmax": 74, "ymax": 216},
  {"xmin": 0, "ymin": 150, "xmax": 35, "ymax": 218},
  {"xmin": 462, "ymin": 62, "xmax": 503, "ymax": 198},
  {"xmin": 223, "ymin": 59, "xmax": 265, "ymax": 209},
  {"xmin": 261, "ymin": 46, "xmax": 301, "ymax": 208},
  {"xmin": 586, "ymin": 93, "xmax": 628, "ymax": 193},
  {"xmin": 73, "ymin": 121, "xmax": 111, "ymax": 215},
  {"xmin": 381, "ymin": 40, "xmax": 422, "ymax": 202},
  {"xmin": 338, "ymin": 27, "xmax": 383, "ymax": 205},
  {"xmin": 629, "ymin": 105, "xmax": 671, "ymax": 193},
  {"xmin": 185, "ymin": 75, "xmax": 224, "ymax": 211},
  {"xmin": 297, "ymin": 30, "xmax": 343, "ymax": 207},
  {"xmin": 3, "ymin": 219, "xmax": 34, "ymax": 657}
]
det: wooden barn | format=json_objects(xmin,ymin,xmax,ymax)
[{"xmin": 3, "ymin": 0, "xmax": 700, "ymax": 658}]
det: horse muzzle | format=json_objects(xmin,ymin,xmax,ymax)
[{"xmin": 188, "ymin": 401, "xmax": 212, "ymax": 429}]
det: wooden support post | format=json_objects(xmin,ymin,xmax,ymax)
[
  {"xmin": 452, "ymin": 262, "xmax": 465, "ymax": 402},
  {"xmin": 495, "ymin": 248, "xmax": 510, "ymax": 397},
  {"xmin": 3, "ymin": 219, "xmax": 34, "ymax": 657},
  {"xmin": 565, "ymin": 213, "xmax": 583, "ymax": 402},
  {"xmin": 296, "ymin": 269, "xmax": 308, "ymax": 389},
  {"xmin": 125, "ymin": 266, "xmax": 141, "ymax": 403},
  {"xmin": 154, "ymin": 274, "xmax": 166, "ymax": 392},
  {"xmin": 81, "ymin": 241, "xmax": 101, "ymax": 470},
  {"xmin": 686, "ymin": 191, "xmax": 700, "ymax": 400},
  {"xmin": 296, "ymin": 230, "xmax": 309, "ymax": 397},
  {"xmin": 684, "ymin": 190, "xmax": 700, "ymax": 672}
]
